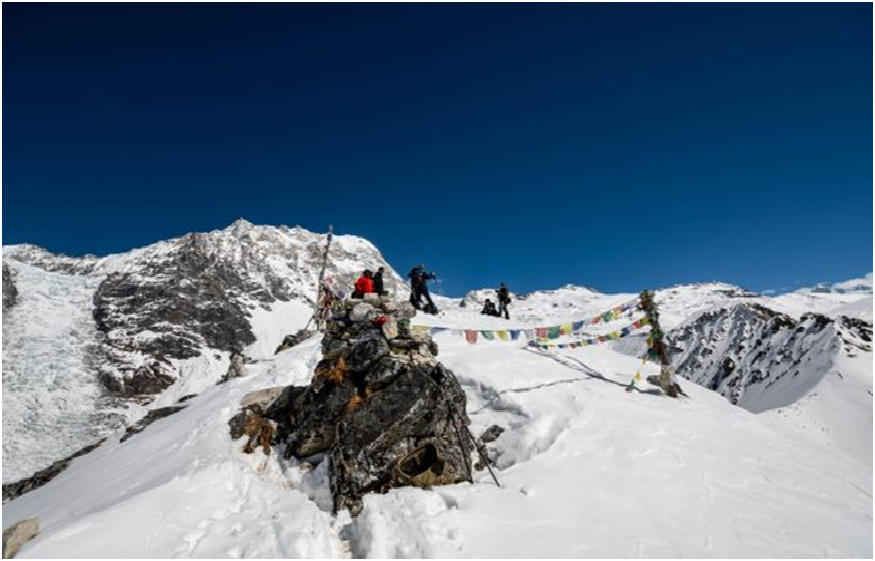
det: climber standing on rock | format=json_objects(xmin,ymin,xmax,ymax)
[
  {"xmin": 408, "ymin": 264, "xmax": 438, "ymax": 314},
  {"xmin": 497, "ymin": 282, "xmax": 511, "ymax": 320},
  {"xmin": 373, "ymin": 267, "xmax": 386, "ymax": 296}
]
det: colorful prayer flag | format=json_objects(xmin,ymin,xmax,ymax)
[
  {"xmin": 481, "ymin": 330, "xmax": 495, "ymax": 341},
  {"xmin": 560, "ymin": 323, "xmax": 573, "ymax": 335},
  {"xmin": 548, "ymin": 326, "xmax": 560, "ymax": 339},
  {"xmin": 465, "ymin": 330, "xmax": 478, "ymax": 344},
  {"xmin": 536, "ymin": 327, "xmax": 548, "ymax": 339},
  {"xmin": 572, "ymin": 320, "xmax": 584, "ymax": 331},
  {"xmin": 524, "ymin": 329, "xmax": 535, "ymax": 340},
  {"xmin": 510, "ymin": 330, "xmax": 521, "ymax": 340},
  {"xmin": 497, "ymin": 330, "xmax": 509, "ymax": 341}
]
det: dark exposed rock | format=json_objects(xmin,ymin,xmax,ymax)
[
  {"xmin": 2, "ymin": 262, "xmax": 18, "ymax": 311},
  {"xmin": 231, "ymin": 295, "xmax": 475, "ymax": 516},
  {"xmin": 3, "ymin": 440, "xmax": 106, "ymax": 502},
  {"xmin": 671, "ymin": 302, "xmax": 841, "ymax": 411},
  {"xmin": 121, "ymin": 405, "xmax": 187, "ymax": 443},
  {"xmin": 275, "ymin": 329, "xmax": 316, "ymax": 354},
  {"xmin": 478, "ymin": 424, "xmax": 505, "ymax": 444}
]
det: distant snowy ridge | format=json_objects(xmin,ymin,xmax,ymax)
[{"xmin": 797, "ymin": 272, "xmax": 873, "ymax": 294}]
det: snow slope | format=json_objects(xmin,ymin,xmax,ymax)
[{"xmin": 3, "ymin": 304, "xmax": 871, "ymax": 558}]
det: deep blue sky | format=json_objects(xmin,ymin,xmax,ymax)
[{"xmin": 4, "ymin": 3, "xmax": 872, "ymax": 295}]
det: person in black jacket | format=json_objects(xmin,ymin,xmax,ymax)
[
  {"xmin": 408, "ymin": 264, "xmax": 437, "ymax": 313},
  {"xmin": 497, "ymin": 282, "xmax": 511, "ymax": 320},
  {"xmin": 373, "ymin": 267, "xmax": 386, "ymax": 296},
  {"xmin": 481, "ymin": 299, "xmax": 499, "ymax": 317}
]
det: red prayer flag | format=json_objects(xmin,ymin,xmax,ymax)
[
  {"xmin": 536, "ymin": 327, "xmax": 548, "ymax": 339},
  {"xmin": 466, "ymin": 330, "xmax": 478, "ymax": 344}
]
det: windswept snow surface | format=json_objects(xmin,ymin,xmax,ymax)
[{"xmin": 3, "ymin": 305, "xmax": 871, "ymax": 558}]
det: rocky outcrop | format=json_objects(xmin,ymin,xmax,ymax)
[
  {"xmin": 2, "ymin": 440, "xmax": 106, "ymax": 503},
  {"xmin": 671, "ymin": 302, "xmax": 843, "ymax": 412},
  {"xmin": 120, "ymin": 405, "xmax": 188, "ymax": 443},
  {"xmin": 2, "ymin": 518, "xmax": 39, "ymax": 559},
  {"xmin": 2, "ymin": 262, "xmax": 18, "ymax": 311},
  {"xmin": 230, "ymin": 296, "xmax": 474, "ymax": 516},
  {"xmin": 275, "ymin": 329, "xmax": 315, "ymax": 354},
  {"xmin": 7, "ymin": 221, "xmax": 405, "ymax": 400}
]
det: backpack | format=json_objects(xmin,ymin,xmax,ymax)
[{"xmin": 409, "ymin": 268, "xmax": 424, "ymax": 287}]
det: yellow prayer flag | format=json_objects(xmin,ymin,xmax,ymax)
[
  {"xmin": 560, "ymin": 323, "xmax": 573, "ymax": 335},
  {"xmin": 497, "ymin": 330, "xmax": 509, "ymax": 341}
]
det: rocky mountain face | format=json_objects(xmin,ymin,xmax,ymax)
[
  {"xmin": 5, "ymin": 220, "xmax": 403, "ymax": 399},
  {"xmin": 668, "ymin": 299, "xmax": 872, "ymax": 463},
  {"xmin": 2, "ymin": 220, "xmax": 404, "ymax": 482},
  {"xmin": 670, "ymin": 302, "xmax": 843, "ymax": 412}
]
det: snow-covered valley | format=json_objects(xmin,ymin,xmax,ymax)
[{"xmin": 1, "ymin": 221, "xmax": 872, "ymax": 558}]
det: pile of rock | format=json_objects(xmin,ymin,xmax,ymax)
[{"xmin": 230, "ymin": 296, "xmax": 474, "ymax": 516}]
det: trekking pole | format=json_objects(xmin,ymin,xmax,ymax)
[{"xmin": 444, "ymin": 393, "xmax": 501, "ymax": 487}]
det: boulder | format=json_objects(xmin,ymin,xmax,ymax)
[
  {"xmin": 275, "ymin": 328, "xmax": 315, "ymax": 354},
  {"xmin": 349, "ymin": 302, "xmax": 379, "ymax": 323},
  {"xmin": 2, "ymin": 519, "xmax": 39, "ymax": 559}
]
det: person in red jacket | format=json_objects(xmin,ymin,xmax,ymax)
[{"xmin": 353, "ymin": 270, "xmax": 374, "ymax": 298}]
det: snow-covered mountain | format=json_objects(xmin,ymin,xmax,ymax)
[
  {"xmin": 457, "ymin": 279, "xmax": 873, "ymax": 465},
  {"xmin": 3, "ymin": 220, "xmax": 402, "ymax": 483},
  {"xmin": 669, "ymin": 301, "xmax": 872, "ymax": 463},
  {"xmin": 2, "ymin": 224, "xmax": 871, "ymax": 558}
]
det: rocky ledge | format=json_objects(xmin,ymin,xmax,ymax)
[{"xmin": 230, "ymin": 296, "xmax": 476, "ymax": 516}]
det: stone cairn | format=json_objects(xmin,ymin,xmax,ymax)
[{"xmin": 230, "ymin": 295, "xmax": 475, "ymax": 516}]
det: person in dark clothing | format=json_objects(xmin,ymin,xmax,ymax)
[
  {"xmin": 497, "ymin": 283, "xmax": 511, "ymax": 320},
  {"xmin": 373, "ymin": 267, "xmax": 386, "ymax": 296},
  {"xmin": 481, "ymin": 299, "xmax": 499, "ymax": 317},
  {"xmin": 408, "ymin": 264, "xmax": 438, "ymax": 313}
]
